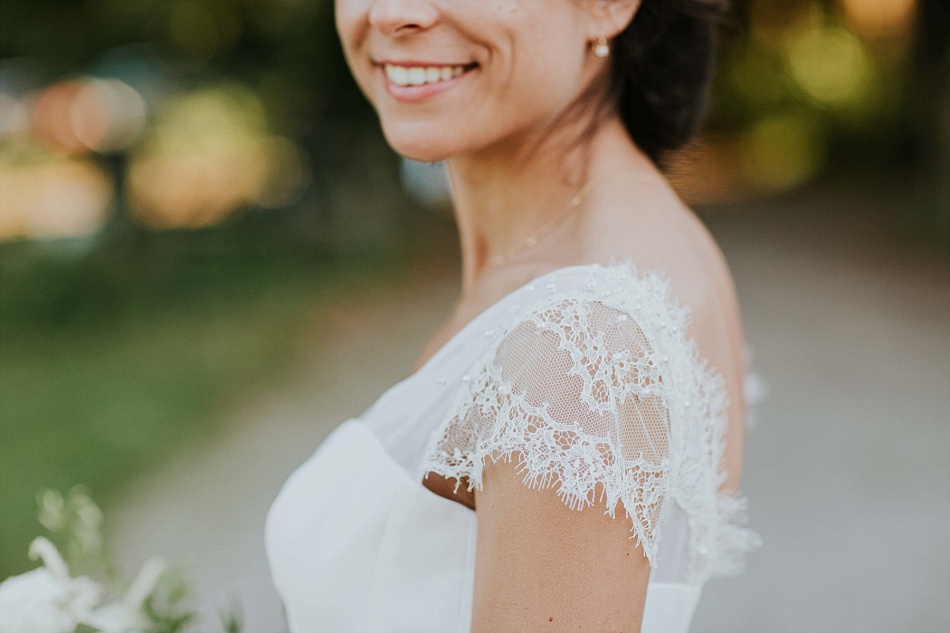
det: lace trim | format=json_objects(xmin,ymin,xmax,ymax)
[
  {"xmin": 420, "ymin": 257, "xmax": 761, "ymax": 582},
  {"xmin": 424, "ymin": 323, "xmax": 671, "ymax": 564}
]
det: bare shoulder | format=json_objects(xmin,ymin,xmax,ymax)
[
  {"xmin": 588, "ymin": 182, "xmax": 745, "ymax": 342},
  {"xmin": 587, "ymin": 188, "xmax": 750, "ymax": 472}
]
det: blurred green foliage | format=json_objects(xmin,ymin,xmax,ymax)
[{"xmin": 0, "ymin": 216, "xmax": 412, "ymax": 577}]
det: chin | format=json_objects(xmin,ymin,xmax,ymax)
[{"xmin": 379, "ymin": 119, "xmax": 466, "ymax": 163}]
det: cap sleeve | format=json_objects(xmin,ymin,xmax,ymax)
[
  {"xmin": 423, "ymin": 294, "xmax": 674, "ymax": 566},
  {"xmin": 421, "ymin": 261, "xmax": 761, "ymax": 579}
]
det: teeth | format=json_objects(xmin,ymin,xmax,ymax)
[
  {"xmin": 389, "ymin": 65, "xmax": 408, "ymax": 85},
  {"xmin": 407, "ymin": 67, "xmax": 426, "ymax": 85},
  {"xmin": 384, "ymin": 64, "xmax": 469, "ymax": 87}
]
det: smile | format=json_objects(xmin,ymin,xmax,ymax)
[{"xmin": 382, "ymin": 63, "xmax": 477, "ymax": 87}]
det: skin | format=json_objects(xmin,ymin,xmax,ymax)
[{"xmin": 335, "ymin": 0, "xmax": 750, "ymax": 630}]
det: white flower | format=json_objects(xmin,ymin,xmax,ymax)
[
  {"xmin": 121, "ymin": 558, "xmax": 165, "ymax": 609},
  {"xmin": 0, "ymin": 537, "xmax": 107, "ymax": 633},
  {"xmin": 0, "ymin": 566, "xmax": 100, "ymax": 633},
  {"xmin": 2, "ymin": 488, "xmax": 194, "ymax": 633},
  {"xmin": 26, "ymin": 538, "xmax": 70, "ymax": 582},
  {"xmin": 81, "ymin": 558, "xmax": 165, "ymax": 633},
  {"xmin": 82, "ymin": 602, "xmax": 148, "ymax": 633}
]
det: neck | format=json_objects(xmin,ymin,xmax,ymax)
[{"xmin": 445, "ymin": 114, "xmax": 659, "ymax": 294}]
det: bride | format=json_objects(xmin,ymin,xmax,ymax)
[{"xmin": 265, "ymin": 0, "xmax": 762, "ymax": 631}]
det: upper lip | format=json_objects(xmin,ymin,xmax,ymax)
[{"xmin": 375, "ymin": 59, "xmax": 476, "ymax": 68}]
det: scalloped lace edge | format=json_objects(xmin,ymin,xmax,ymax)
[{"xmin": 420, "ymin": 256, "xmax": 762, "ymax": 583}]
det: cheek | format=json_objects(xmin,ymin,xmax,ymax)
[
  {"xmin": 483, "ymin": 18, "xmax": 587, "ymax": 130},
  {"xmin": 507, "ymin": 38, "xmax": 584, "ymax": 114},
  {"xmin": 334, "ymin": 0, "xmax": 373, "ymax": 95}
]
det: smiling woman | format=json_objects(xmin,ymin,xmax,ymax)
[{"xmin": 266, "ymin": 0, "xmax": 761, "ymax": 631}]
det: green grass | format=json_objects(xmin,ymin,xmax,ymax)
[{"xmin": 0, "ymin": 224, "xmax": 403, "ymax": 578}]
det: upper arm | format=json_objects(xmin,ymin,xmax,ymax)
[
  {"xmin": 460, "ymin": 298, "xmax": 670, "ymax": 632},
  {"xmin": 472, "ymin": 458, "xmax": 652, "ymax": 632}
]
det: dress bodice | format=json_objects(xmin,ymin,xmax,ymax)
[{"xmin": 265, "ymin": 259, "xmax": 763, "ymax": 632}]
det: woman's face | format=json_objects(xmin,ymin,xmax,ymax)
[{"xmin": 335, "ymin": 0, "xmax": 607, "ymax": 162}]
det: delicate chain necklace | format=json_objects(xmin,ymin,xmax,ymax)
[{"xmin": 485, "ymin": 172, "xmax": 658, "ymax": 269}]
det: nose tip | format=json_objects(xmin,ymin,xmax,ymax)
[{"xmin": 369, "ymin": 0, "xmax": 439, "ymax": 36}]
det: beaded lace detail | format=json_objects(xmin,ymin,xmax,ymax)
[{"xmin": 420, "ymin": 258, "xmax": 761, "ymax": 582}]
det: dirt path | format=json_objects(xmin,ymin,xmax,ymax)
[{"xmin": 111, "ymin": 174, "xmax": 950, "ymax": 633}]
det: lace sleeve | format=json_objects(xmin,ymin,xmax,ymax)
[
  {"xmin": 422, "ymin": 262, "xmax": 762, "ymax": 580},
  {"xmin": 423, "ymin": 293, "xmax": 674, "ymax": 566}
]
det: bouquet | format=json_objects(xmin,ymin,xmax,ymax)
[{"xmin": 0, "ymin": 487, "xmax": 240, "ymax": 633}]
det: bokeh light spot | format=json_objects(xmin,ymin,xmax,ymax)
[
  {"xmin": 33, "ymin": 81, "xmax": 86, "ymax": 155},
  {"xmin": 0, "ymin": 154, "xmax": 113, "ymax": 241},
  {"xmin": 786, "ymin": 25, "xmax": 875, "ymax": 110},
  {"xmin": 127, "ymin": 83, "xmax": 305, "ymax": 228},
  {"xmin": 739, "ymin": 111, "xmax": 826, "ymax": 192},
  {"xmin": 72, "ymin": 79, "xmax": 147, "ymax": 153},
  {"xmin": 838, "ymin": 0, "xmax": 916, "ymax": 40}
]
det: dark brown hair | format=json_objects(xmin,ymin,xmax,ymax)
[{"xmin": 607, "ymin": 0, "xmax": 736, "ymax": 171}]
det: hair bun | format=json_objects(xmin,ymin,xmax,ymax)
[{"xmin": 609, "ymin": 0, "xmax": 734, "ymax": 170}]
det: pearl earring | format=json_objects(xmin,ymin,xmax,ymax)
[{"xmin": 593, "ymin": 36, "xmax": 610, "ymax": 58}]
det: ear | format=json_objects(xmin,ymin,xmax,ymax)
[{"xmin": 583, "ymin": 0, "xmax": 642, "ymax": 40}]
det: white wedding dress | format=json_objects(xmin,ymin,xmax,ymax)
[{"xmin": 265, "ymin": 258, "xmax": 763, "ymax": 632}]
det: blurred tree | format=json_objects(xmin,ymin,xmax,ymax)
[{"xmin": 0, "ymin": 0, "xmax": 365, "ymax": 113}]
